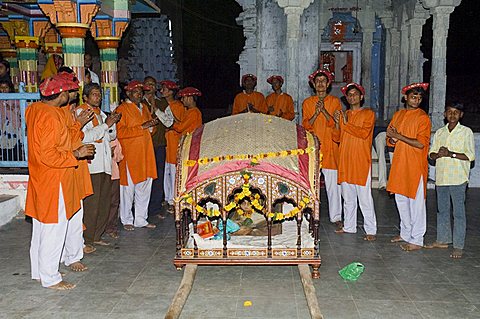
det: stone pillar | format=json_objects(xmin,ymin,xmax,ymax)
[
  {"xmin": 388, "ymin": 27, "xmax": 401, "ymax": 113},
  {"xmin": 407, "ymin": 4, "xmax": 429, "ymax": 83},
  {"xmin": 379, "ymin": 14, "xmax": 393, "ymax": 121},
  {"xmin": 358, "ymin": 7, "xmax": 375, "ymax": 107},
  {"xmin": 96, "ymin": 38, "xmax": 120, "ymax": 110},
  {"xmin": 361, "ymin": 29, "xmax": 374, "ymax": 107},
  {"xmin": 276, "ymin": 0, "xmax": 314, "ymax": 112},
  {"xmin": 15, "ymin": 36, "xmax": 39, "ymax": 93},
  {"xmin": 235, "ymin": 0, "xmax": 258, "ymax": 77},
  {"xmin": 399, "ymin": 23, "xmax": 409, "ymax": 101},
  {"xmin": 428, "ymin": 5, "xmax": 458, "ymax": 130},
  {"xmin": 284, "ymin": 7, "xmax": 303, "ymax": 107}
]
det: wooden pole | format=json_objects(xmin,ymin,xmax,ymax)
[
  {"xmin": 165, "ymin": 264, "xmax": 198, "ymax": 319},
  {"xmin": 298, "ymin": 264, "xmax": 323, "ymax": 319}
]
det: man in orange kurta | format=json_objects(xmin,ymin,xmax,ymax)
[
  {"xmin": 26, "ymin": 75, "xmax": 95, "ymax": 290},
  {"xmin": 302, "ymin": 69, "xmax": 342, "ymax": 228},
  {"xmin": 332, "ymin": 83, "xmax": 377, "ymax": 240},
  {"xmin": 174, "ymin": 87, "xmax": 203, "ymax": 135},
  {"xmin": 387, "ymin": 83, "xmax": 431, "ymax": 251},
  {"xmin": 265, "ymin": 75, "xmax": 295, "ymax": 120},
  {"xmin": 116, "ymin": 80, "xmax": 158, "ymax": 230},
  {"xmin": 58, "ymin": 69, "xmax": 96, "ymax": 255},
  {"xmin": 232, "ymin": 74, "xmax": 267, "ymax": 115},
  {"xmin": 156, "ymin": 80, "xmax": 185, "ymax": 212}
]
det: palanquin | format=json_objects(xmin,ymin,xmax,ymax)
[{"xmin": 173, "ymin": 113, "xmax": 322, "ymax": 278}]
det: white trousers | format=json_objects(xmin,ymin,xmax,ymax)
[
  {"xmin": 341, "ymin": 171, "xmax": 377, "ymax": 235},
  {"xmin": 322, "ymin": 169, "xmax": 342, "ymax": 223},
  {"xmin": 120, "ymin": 165, "xmax": 152, "ymax": 227},
  {"xmin": 30, "ymin": 185, "xmax": 84, "ymax": 287},
  {"xmin": 164, "ymin": 163, "xmax": 176, "ymax": 205},
  {"xmin": 395, "ymin": 177, "xmax": 426, "ymax": 246}
]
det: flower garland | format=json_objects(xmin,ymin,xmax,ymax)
[
  {"xmin": 179, "ymin": 171, "xmax": 313, "ymax": 221},
  {"xmin": 185, "ymin": 146, "xmax": 315, "ymax": 167},
  {"xmin": 179, "ymin": 193, "xmax": 221, "ymax": 218}
]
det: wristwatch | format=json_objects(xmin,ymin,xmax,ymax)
[{"xmin": 451, "ymin": 153, "xmax": 457, "ymax": 158}]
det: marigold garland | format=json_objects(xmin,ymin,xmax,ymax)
[
  {"xmin": 184, "ymin": 147, "xmax": 315, "ymax": 167},
  {"xmin": 178, "ymin": 171, "xmax": 313, "ymax": 221}
]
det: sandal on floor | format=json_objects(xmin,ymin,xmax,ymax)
[
  {"xmin": 450, "ymin": 248, "xmax": 463, "ymax": 259},
  {"xmin": 424, "ymin": 241, "xmax": 449, "ymax": 249},
  {"xmin": 123, "ymin": 224, "xmax": 135, "ymax": 231},
  {"xmin": 364, "ymin": 235, "xmax": 377, "ymax": 241},
  {"xmin": 142, "ymin": 223, "xmax": 157, "ymax": 229}
]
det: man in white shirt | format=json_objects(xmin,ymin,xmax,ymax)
[
  {"xmin": 78, "ymin": 83, "xmax": 121, "ymax": 250},
  {"xmin": 84, "ymin": 53, "xmax": 100, "ymax": 85}
]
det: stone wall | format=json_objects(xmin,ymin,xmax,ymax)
[{"xmin": 126, "ymin": 16, "xmax": 177, "ymax": 82}]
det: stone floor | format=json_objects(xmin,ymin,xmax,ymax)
[{"xmin": 1, "ymin": 189, "xmax": 480, "ymax": 319}]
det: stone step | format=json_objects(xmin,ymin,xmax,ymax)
[{"xmin": 0, "ymin": 194, "xmax": 21, "ymax": 227}]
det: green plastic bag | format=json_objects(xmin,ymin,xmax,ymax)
[{"xmin": 339, "ymin": 262, "xmax": 365, "ymax": 281}]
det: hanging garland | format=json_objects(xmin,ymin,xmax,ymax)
[
  {"xmin": 185, "ymin": 147, "xmax": 315, "ymax": 167},
  {"xmin": 179, "ymin": 170, "xmax": 313, "ymax": 221}
]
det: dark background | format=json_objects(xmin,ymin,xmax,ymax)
[{"xmin": 179, "ymin": 0, "xmax": 479, "ymax": 125}]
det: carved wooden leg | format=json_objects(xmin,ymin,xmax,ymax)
[
  {"xmin": 175, "ymin": 221, "xmax": 182, "ymax": 257},
  {"xmin": 311, "ymin": 264, "xmax": 320, "ymax": 279}
]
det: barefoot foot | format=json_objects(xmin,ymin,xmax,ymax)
[
  {"xmin": 364, "ymin": 234, "xmax": 377, "ymax": 241},
  {"xmin": 400, "ymin": 243, "xmax": 422, "ymax": 251},
  {"xmin": 390, "ymin": 235, "xmax": 404, "ymax": 243},
  {"xmin": 424, "ymin": 241, "xmax": 449, "ymax": 249},
  {"xmin": 450, "ymin": 248, "xmax": 463, "ymax": 259},
  {"xmin": 48, "ymin": 281, "xmax": 76, "ymax": 290},
  {"xmin": 69, "ymin": 262, "xmax": 88, "ymax": 272},
  {"xmin": 83, "ymin": 244, "xmax": 96, "ymax": 254}
]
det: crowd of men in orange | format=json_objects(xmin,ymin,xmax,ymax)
[{"xmin": 25, "ymin": 67, "xmax": 474, "ymax": 290}]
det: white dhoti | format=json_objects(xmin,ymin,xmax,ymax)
[
  {"xmin": 322, "ymin": 169, "xmax": 342, "ymax": 223},
  {"xmin": 341, "ymin": 171, "xmax": 377, "ymax": 235},
  {"xmin": 30, "ymin": 184, "xmax": 84, "ymax": 288},
  {"xmin": 120, "ymin": 165, "xmax": 152, "ymax": 227},
  {"xmin": 395, "ymin": 177, "xmax": 426, "ymax": 246},
  {"xmin": 164, "ymin": 163, "xmax": 176, "ymax": 205}
]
